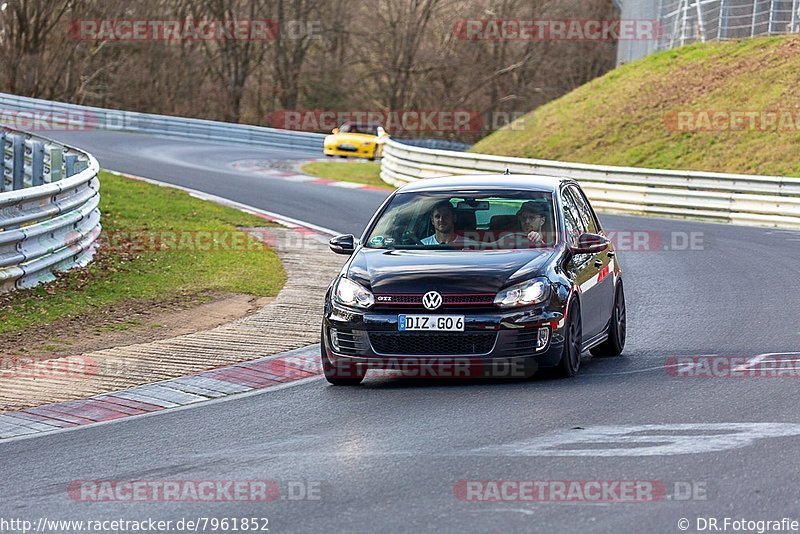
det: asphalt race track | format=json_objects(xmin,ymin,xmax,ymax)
[{"xmin": 2, "ymin": 131, "xmax": 800, "ymax": 533}]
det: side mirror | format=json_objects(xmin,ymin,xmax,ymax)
[
  {"xmin": 329, "ymin": 234, "xmax": 357, "ymax": 255},
  {"xmin": 570, "ymin": 233, "xmax": 609, "ymax": 255},
  {"xmin": 332, "ymin": 128, "xmax": 340, "ymax": 134}
]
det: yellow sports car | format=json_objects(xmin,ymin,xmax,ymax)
[{"xmin": 324, "ymin": 122, "xmax": 388, "ymax": 160}]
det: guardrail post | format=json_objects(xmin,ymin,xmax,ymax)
[
  {"xmin": 44, "ymin": 145, "xmax": 63, "ymax": 183},
  {"xmin": 64, "ymin": 154, "xmax": 78, "ymax": 177},
  {"xmin": 3, "ymin": 133, "xmax": 15, "ymax": 192},
  {"xmin": 11, "ymin": 135, "xmax": 23, "ymax": 191},
  {"xmin": 0, "ymin": 131, "xmax": 5, "ymax": 193},
  {"xmin": 74, "ymin": 158, "xmax": 89, "ymax": 174},
  {"xmin": 30, "ymin": 140, "xmax": 45, "ymax": 187}
]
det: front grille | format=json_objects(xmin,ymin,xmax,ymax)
[
  {"xmin": 444, "ymin": 295, "xmax": 494, "ymax": 305},
  {"xmin": 374, "ymin": 294, "xmax": 495, "ymax": 308},
  {"xmin": 368, "ymin": 332, "xmax": 497, "ymax": 356},
  {"xmin": 378, "ymin": 294, "xmax": 419, "ymax": 304}
]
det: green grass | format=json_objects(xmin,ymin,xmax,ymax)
[
  {"xmin": 472, "ymin": 35, "xmax": 800, "ymax": 177},
  {"xmin": 301, "ymin": 161, "xmax": 389, "ymax": 189},
  {"xmin": 0, "ymin": 171, "xmax": 286, "ymax": 336}
]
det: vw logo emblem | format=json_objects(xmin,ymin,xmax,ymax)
[{"xmin": 422, "ymin": 291, "xmax": 443, "ymax": 310}]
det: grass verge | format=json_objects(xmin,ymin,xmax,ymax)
[
  {"xmin": 472, "ymin": 36, "xmax": 800, "ymax": 177},
  {"xmin": 0, "ymin": 171, "xmax": 286, "ymax": 336},
  {"xmin": 301, "ymin": 161, "xmax": 389, "ymax": 189}
]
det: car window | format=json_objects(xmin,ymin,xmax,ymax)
[
  {"xmin": 364, "ymin": 191, "xmax": 557, "ymax": 250},
  {"xmin": 568, "ymin": 185, "xmax": 601, "ymax": 234},
  {"xmin": 339, "ymin": 123, "xmax": 378, "ymax": 135},
  {"xmin": 561, "ymin": 187, "xmax": 585, "ymax": 247}
]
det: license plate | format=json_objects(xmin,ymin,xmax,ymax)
[
  {"xmin": 398, "ymin": 315, "xmax": 465, "ymax": 331},
  {"xmin": 338, "ymin": 144, "xmax": 357, "ymax": 151}
]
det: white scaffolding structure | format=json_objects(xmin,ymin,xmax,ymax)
[{"xmin": 617, "ymin": 0, "xmax": 800, "ymax": 64}]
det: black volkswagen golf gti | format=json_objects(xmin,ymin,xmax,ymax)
[{"xmin": 322, "ymin": 175, "xmax": 626, "ymax": 385}]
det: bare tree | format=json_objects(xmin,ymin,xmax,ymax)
[
  {"xmin": 0, "ymin": 0, "xmax": 618, "ymax": 138},
  {"xmin": 0, "ymin": 0, "xmax": 78, "ymax": 98},
  {"xmin": 189, "ymin": 0, "xmax": 269, "ymax": 122}
]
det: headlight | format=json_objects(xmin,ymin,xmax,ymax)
[
  {"xmin": 334, "ymin": 277, "xmax": 375, "ymax": 309},
  {"xmin": 494, "ymin": 278, "xmax": 550, "ymax": 308}
]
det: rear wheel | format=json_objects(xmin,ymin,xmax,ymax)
[
  {"xmin": 555, "ymin": 300, "xmax": 583, "ymax": 377},
  {"xmin": 590, "ymin": 283, "xmax": 626, "ymax": 358},
  {"xmin": 320, "ymin": 327, "xmax": 365, "ymax": 385}
]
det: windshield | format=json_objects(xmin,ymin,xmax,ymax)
[
  {"xmin": 364, "ymin": 191, "xmax": 557, "ymax": 250},
  {"xmin": 340, "ymin": 123, "xmax": 379, "ymax": 135}
]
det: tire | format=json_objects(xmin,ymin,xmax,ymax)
[
  {"xmin": 320, "ymin": 327, "xmax": 365, "ymax": 385},
  {"xmin": 590, "ymin": 283, "xmax": 626, "ymax": 358},
  {"xmin": 555, "ymin": 299, "xmax": 583, "ymax": 378}
]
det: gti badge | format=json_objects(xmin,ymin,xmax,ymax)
[{"xmin": 422, "ymin": 291, "xmax": 443, "ymax": 310}]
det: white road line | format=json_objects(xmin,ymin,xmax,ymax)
[
  {"xmin": 733, "ymin": 352, "xmax": 800, "ymax": 372},
  {"xmin": 732, "ymin": 354, "xmax": 768, "ymax": 372},
  {"xmin": 329, "ymin": 181, "xmax": 366, "ymax": 189}
]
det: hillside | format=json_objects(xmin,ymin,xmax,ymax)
[{"xmin": 472, "ymin": 36, "xmax": 800, "ymax": 177}]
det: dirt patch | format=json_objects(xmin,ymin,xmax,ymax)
[{"xmin": 0, "ymin": 292, "xmax": 273, "ymax": 359}]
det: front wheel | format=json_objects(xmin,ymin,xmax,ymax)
[
  {"xmin": 555, "ymin": 299, "xmax": 583, "ymax": 378},
  {"xmin": 590, "ymin": 283, "xmax": 626, "ymax": 358},
  {"xmin": 320, "ymin": 327, "xmax": 365, "ymax": 385}
]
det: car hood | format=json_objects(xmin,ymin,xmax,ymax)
[
  {"xmin": 325, "ymin": 133, "xmax": 377, "ymax": 144},
  {"xmin": 347, "ymin": 248, "xmax": 556, "ymax": 294}
]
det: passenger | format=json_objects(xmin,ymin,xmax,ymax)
[{"xmin": 422, "ymin": 201, "xmax": 460, "ymax": 245}]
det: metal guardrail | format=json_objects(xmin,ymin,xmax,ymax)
[
  {"xmin": 0, "ymin": 127, "xmax": 101, "ymax": 293},
  {"xmin": 0, "ymin": 93, "xmax": 325, "ymax": 151},
  {"xmin": 394, "ymin": 138, "xmax": 471, "ymax": 152},
  {"xmin": 380, "ymin": 139, "xmax": 800, "ymax": 229}
]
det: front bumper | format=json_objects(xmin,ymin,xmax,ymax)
[
  {"xmin": 322, "ymin": 302, "xmax": 566, "ymax": 378},
  {"xmin": 323, "ymin": 144, "xmax": 377, "ymax": 158}
]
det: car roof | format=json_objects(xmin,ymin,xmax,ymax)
[
  {"xmin": 396, "ymin": 174, "xmax": 569, "ymax": 193},
  {"xmin": 343, "ymin": 121, "xmax": 381, "ymax": 128}
]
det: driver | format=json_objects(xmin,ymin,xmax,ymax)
[
  {"xmin": 516, "ymin": 201, "xmax": 548, "ymax": 246},
  {"xmin": 422, "ymin": 201, "xmax": 464, "ymax": 246}
]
